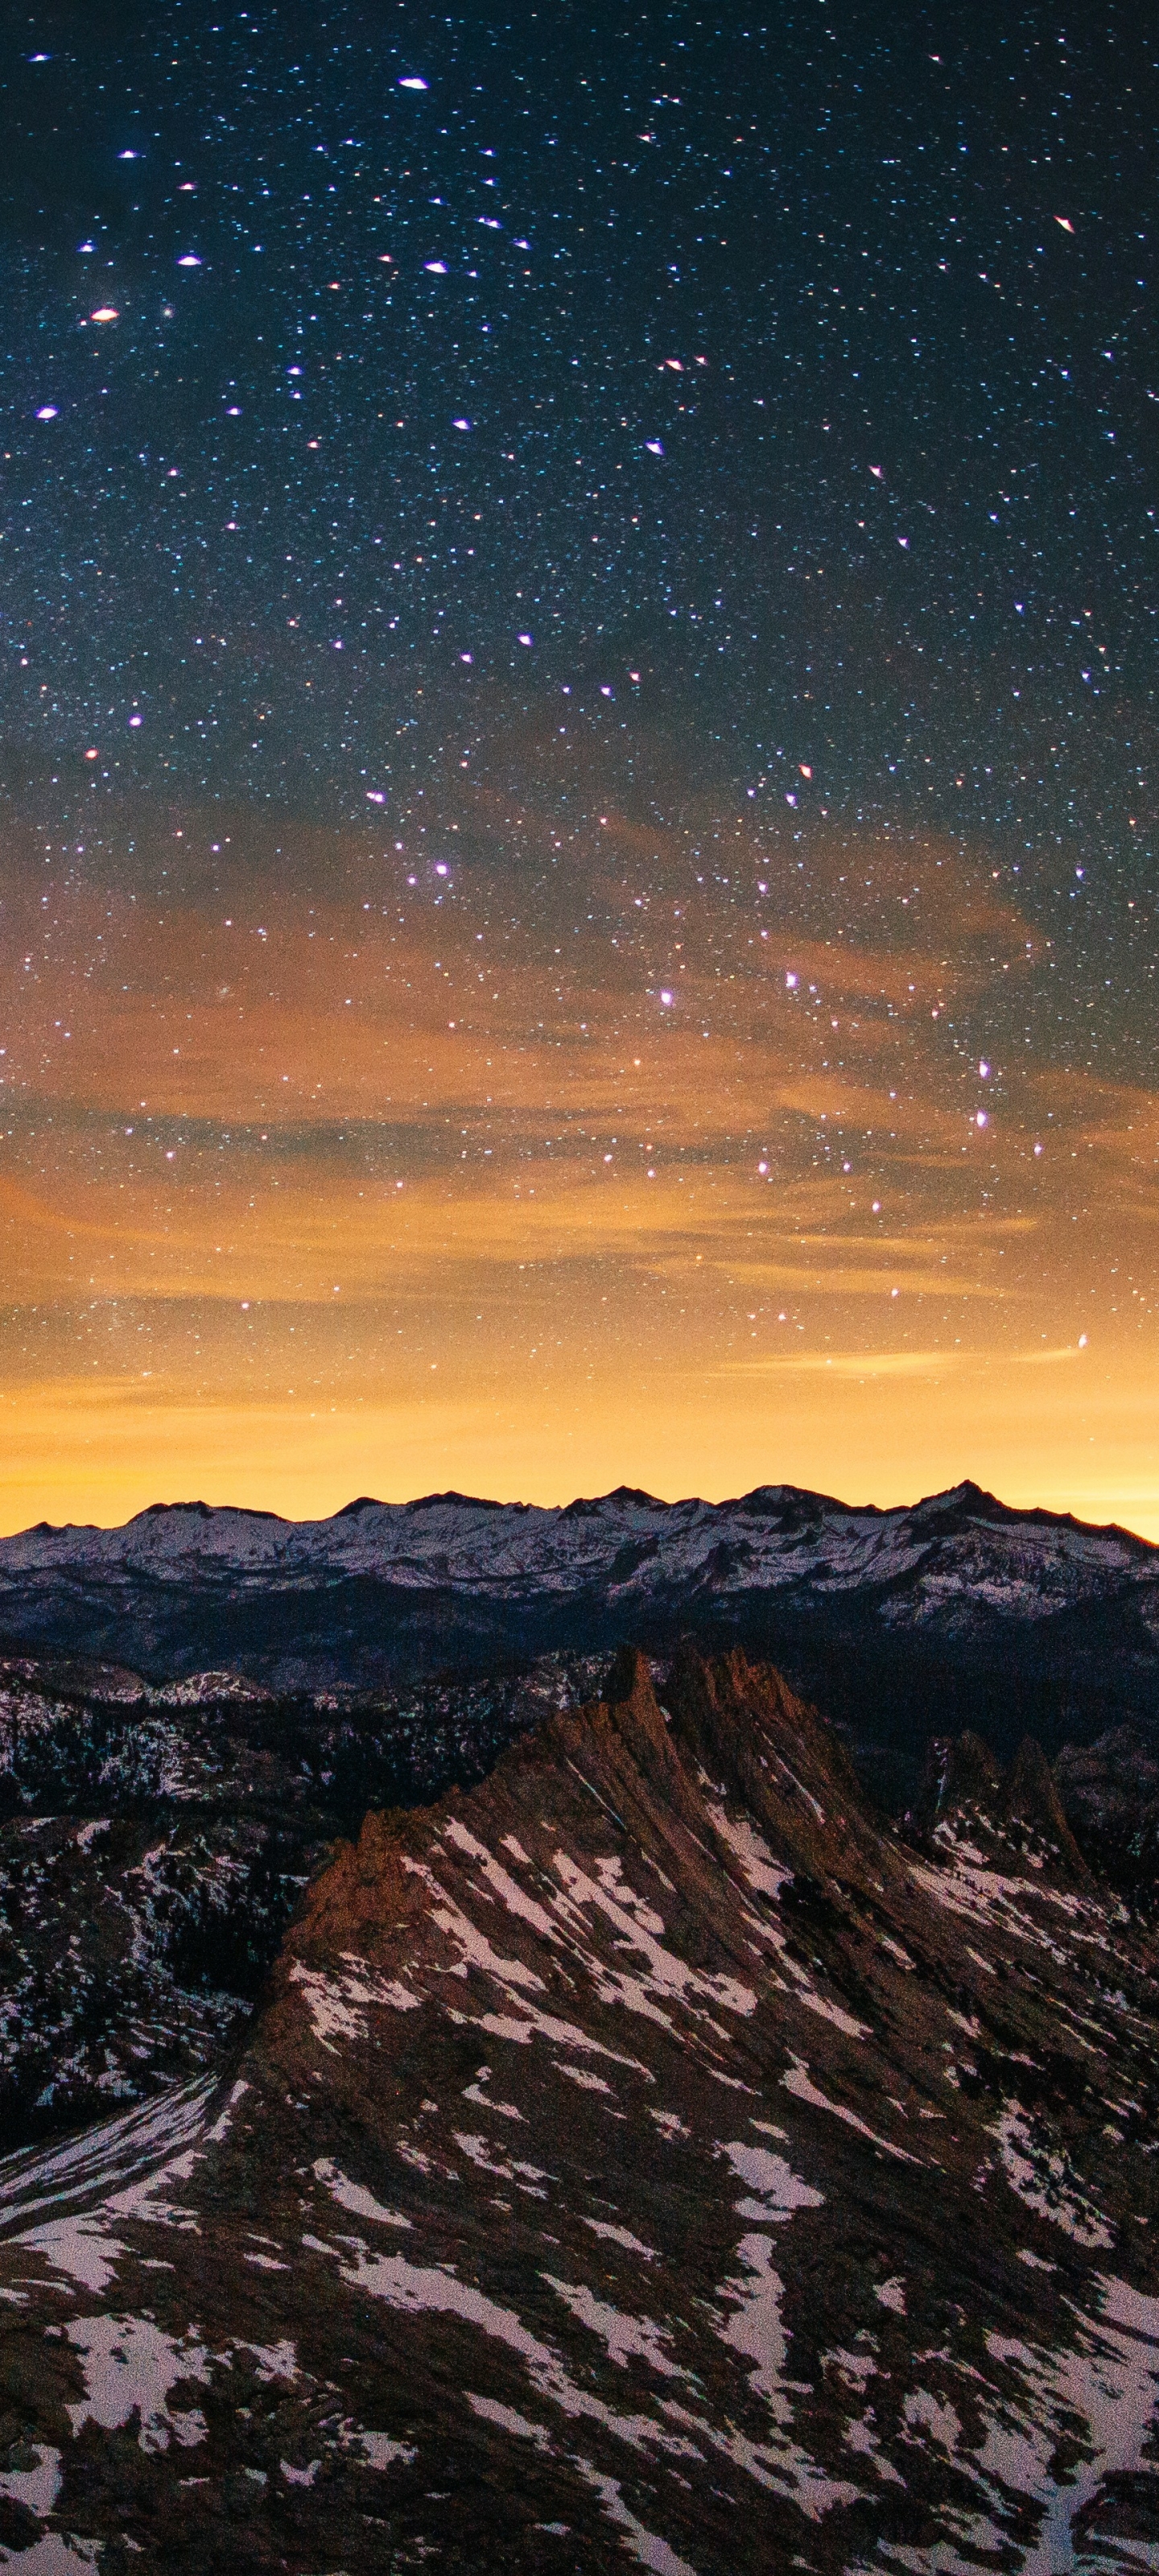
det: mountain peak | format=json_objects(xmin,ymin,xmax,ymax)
[
  {"xmin": 915, "ymin": 1725, "xmax": 1090, "ymax": 1880},
  {"xmin": 131, "ymin": 1496, "xmax": 287, "ymax": 1525}
]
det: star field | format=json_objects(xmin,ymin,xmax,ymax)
[{"xmin": 0, "ymin": 2, "xmax": 1157, "ymax": 1531}]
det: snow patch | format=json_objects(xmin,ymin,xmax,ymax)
[
  {"xmin": 0, "ymin": 2540, "xmax": 101, "ymax": 2575},
  {"xmin": 706, "ymin": 1806, "xmax": 792, "ymax": 1899},
  {"xmin": 467, "ymin": 2394, "xmax": 552, "ymax": 2448},
  {"xmin": 0, "ymin": 2446, "xmax": 61, "ymax": 2518},
  {"xmin": 64, "ymin": 2314, "xmax": 211, "ymax": 2452},
  {"xmin": 313, "ymin": 2158, "xmax": 412, "ymax": 2229},
  {"xmin": 289, "ymin": 1956, "xmax": 422, "ymax": 2047},
  {"xmin": 574, "ymin": 2463, "xmax": 697, "ymax": 2575},
  {"xmin": 992, "ymin": 2106, "xmax": 1113, "ymax": 2249},
  {"xmin": 722, "ymin": 2140, "xmax": 823, "ymax": 2221},
  {"xmin": 542, "ymin": 2276, "xmax": 683, "ymax": 2376}
]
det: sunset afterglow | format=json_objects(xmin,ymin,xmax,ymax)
[{"xmin": 4, "ymin": 780, "xmax": 1153, "ymax": 1534}]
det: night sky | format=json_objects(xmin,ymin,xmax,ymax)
[{"xmin": 2, "ymin": 2, "xmax": 1157, "ymax": 1534}]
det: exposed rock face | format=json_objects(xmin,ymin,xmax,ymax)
[
  {"xmin": 915, "ymin": 1728, "xmax": 1004, "ymax": 1826},
  {"xmin": 2, "ymin": 1649, "xmax": 1157, "ymax": 2572},
  {"xmin": 914, "ymin": 1728, "xmax": 1091, "ymax": 1880},
  {"xmin": 1003, "ymin": 1732, "xmax": 1089, "ymax": 1864}
]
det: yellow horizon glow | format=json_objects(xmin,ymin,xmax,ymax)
[
  {"xmin": 2, "ymin": 790, "xmax": 1157, "ymax": 1544},
  {"xmin": 3, "ymin": 1363, "xmax": 1159, "ymax": 1543}
]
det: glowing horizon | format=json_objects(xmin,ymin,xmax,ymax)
[{"xmin": 4, "ymin": 786, "xmax": 1156, "ymax": 1543}]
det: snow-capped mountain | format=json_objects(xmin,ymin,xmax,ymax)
[
  {"xmin": 2, "ymin": 1482, "xmax": 1157, "ymax": 1779},
  {"xmin": 2, "ymin": 1476, "xmax": 1151, "ymax": 1606}
]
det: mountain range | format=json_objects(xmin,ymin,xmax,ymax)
[{"xmin": 3, "ymin": 1480, "xmax": 1159, "ymax": 1807}]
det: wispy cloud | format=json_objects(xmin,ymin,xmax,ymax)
[{"xmin": 0, "ymin": 798, "xmax": 1153, "ymax": 1532}]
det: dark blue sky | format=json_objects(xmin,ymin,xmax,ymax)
[{"xmin": 2, "ymin": 1, "xmax": 1153, "ymax": 873}]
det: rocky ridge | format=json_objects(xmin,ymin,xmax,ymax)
[{"xmin": 1, "ymin": 1646, "xmax": 1157, "ymax": 2572}]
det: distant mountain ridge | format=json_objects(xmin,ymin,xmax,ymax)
[
  {"xmin": 2, "ymin": 1480, "xmax": 1158, "ymax": 1794},
  {"xmin": 8, "ymin": 1476, "xmax": 1153, "ymax": 1575},
  {"xmin": 2, "ymin": 1479, "xmax": 1153, "ymax": 1612}
]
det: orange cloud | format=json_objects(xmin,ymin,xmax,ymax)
[{"xmin": 0, "ymin": 801, "xmax": 1153, "ymax": 1536}]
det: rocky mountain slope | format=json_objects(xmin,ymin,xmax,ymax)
[
  {"xmin": 3, "ymin": 1484, "xmax": 1158, "ymax": 1798},
  {"xmin": 1, "ymin": 1647, "xmax": 1157, "ymax": 2573},
  {"xmin": 0, "ymin": 1650, "xmax": 598, "ymax": 2152}
]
